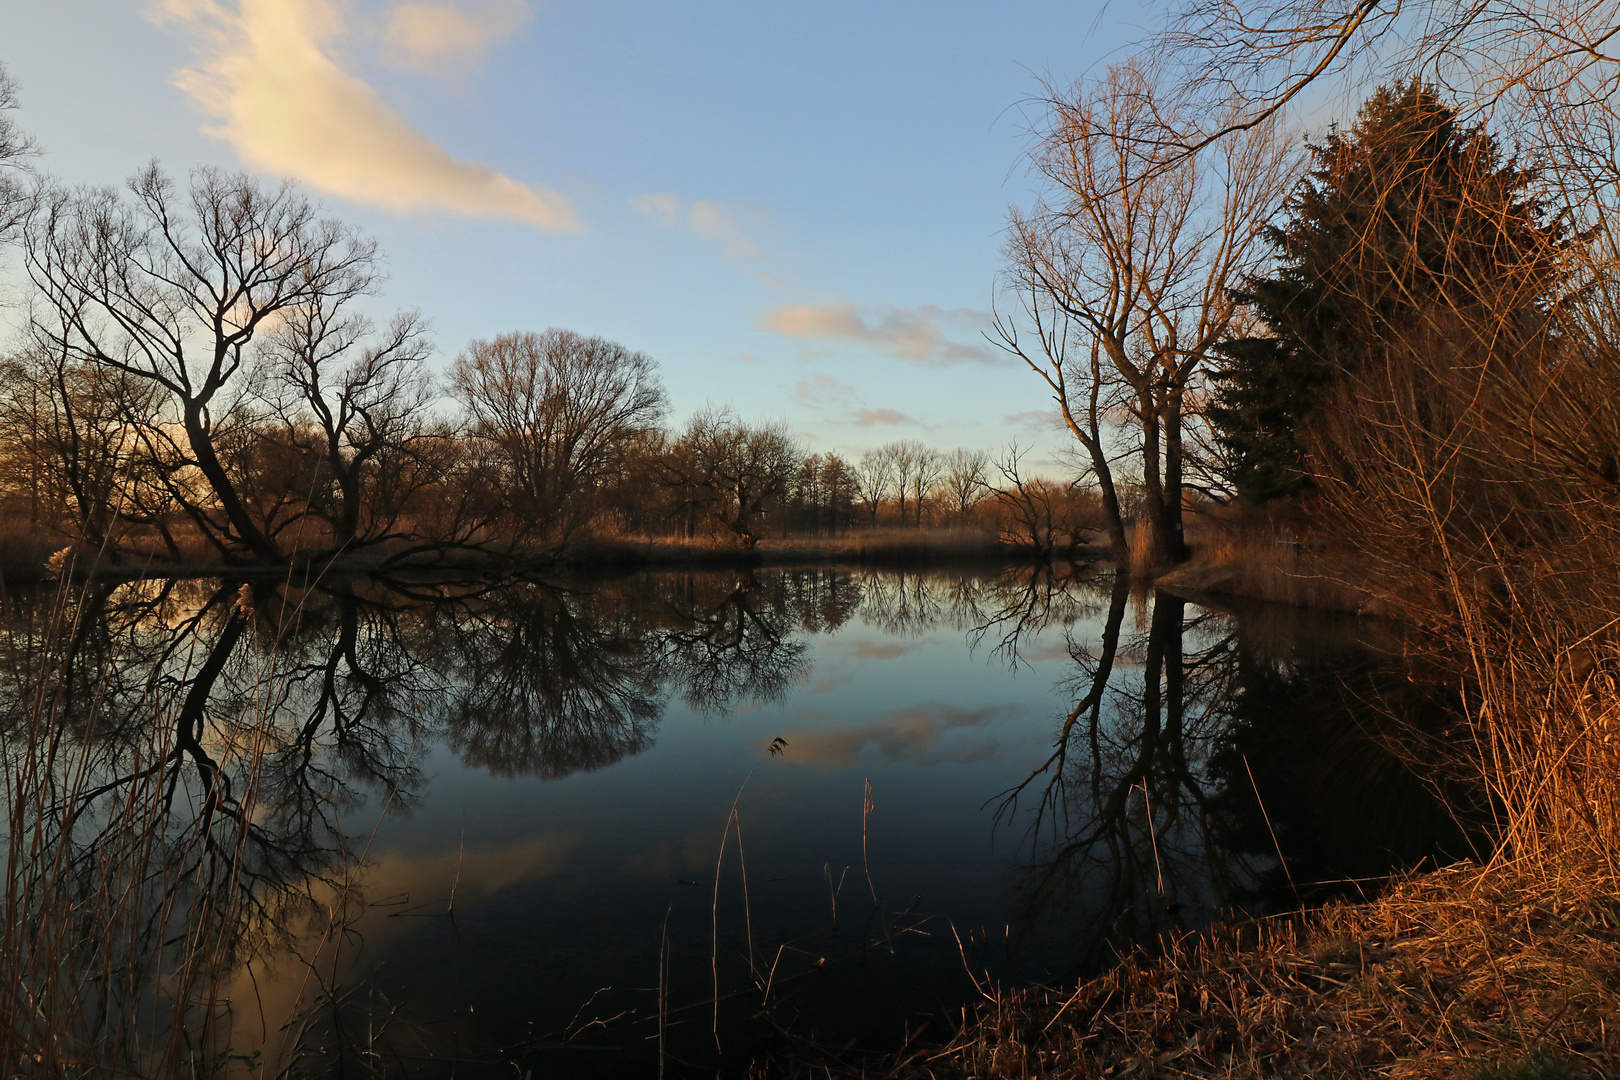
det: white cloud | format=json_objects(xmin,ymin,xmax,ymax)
[
  {"xmin": 381, "ymin": 0, "xmax": 531, "ymax": 75},
  {"xmin": 153, "ymin": 0, "xmax": 577, "ymax": 230},
  {"xmin": 759, "ymin": 300, "xmax": 998, "ymax": 367},
  {"xmin": 629, "ymin": 192, "xmax": 768, "ymax": 260}
]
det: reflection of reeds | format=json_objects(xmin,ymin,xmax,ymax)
[
  {"xmin": 0, "ymin": 574, "xmax": 402, "ymax": 1077},
  {"xmin": 0, "ymin": 576, "xmax": 257, "ymax": 1074}
]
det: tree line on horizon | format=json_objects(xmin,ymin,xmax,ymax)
[
  {"xmin": 2, "ymin": 55, "xmax": 1614, "ymax": 585},
  {"xmin": 0, "ymin": 61, "xmax": 1122, "ymax": 570}
]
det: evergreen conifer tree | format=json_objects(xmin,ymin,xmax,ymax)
[{"xmin": 1209, "ymin": 82, "xmax": 1563, "ymax": 503}]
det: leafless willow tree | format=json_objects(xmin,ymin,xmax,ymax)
[
  {"xmin": 659, "ymin": 408, "xmax": 800, "ymax": 548},
  {"xmin": 260, "ymin": 305, "xmax": 453, "ymax": 553},
  {"xmin": 998, "ymin": 62, "xmax": 1294, "ymax": 572},
  {"xmin": 450, "ymin": 329, "xmax": 666, "ymax": 544},
  {"xmin": 24, "ymin": 166, "xmax": 379, "ymax": 564}
]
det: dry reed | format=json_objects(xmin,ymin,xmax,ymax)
[
  {"xmin": 875, "ymin": 860, "xmax": 1619, "ymax": 1079},
  {"xmin": 0, "ymin": 571, "xmax": 385, "ymax": 1077}
]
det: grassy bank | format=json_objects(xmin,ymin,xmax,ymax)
[
  {"xmin": 1159, "ymin": 509, "xmax": 1380, "ymax": 613},
  {"xmin": 878, "ymin": 861, "xmax": 1617, "ymax": 1079},
  {"xmin": 0, "ymin": 527, "xmax": 1058, "ymax": 583}
]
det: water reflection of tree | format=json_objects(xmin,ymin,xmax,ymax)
[
  {"xmin": 851, "ymin": 562, "xmax": 1099, "ymax": 646},
  {"xmin": 651, "ymin": 571, "xmax": 814, "ymax": 712},
  {"xmin": 437, "ymin": 582, "xmax": 664, "ymax": 778},
  {"xmin": 0, "ymin": 567, "xmax": 854, "ymax": 1071},
  {"xmin": 994, "ymin": 578, "xmax": 1464, "ymax": 973},
  {"xmin": 996, "ymin": 588, "xmax": 1256, "ymax": 967}
]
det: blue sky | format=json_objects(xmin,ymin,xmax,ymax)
[{"xmin": 0, "ymin": 0, "xmax": 1143, "ymax": 462}]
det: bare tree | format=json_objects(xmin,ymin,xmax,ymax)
[
  {"xmin": 999, "ymin": 62, "xmax": 1292, "ymax": 571},
  {"xmin": 1159, "ymin": 0, "xmax": 1620, "ymax": 157},
  {"xmin": 868, "ymin": 440, "xmax": 937, "ymax": 527},
  {"xmin": 661, "ymin": 408, "xmax": 800, "ymax": 548},
  {"xmin": 987, "ymin": 443, "xmax": 1091, "ymax": 556},
  {"xmin": 886, "ymin": 442, "xmax": 919, "ymax": 526},
  {"xmin": 449, "ymin": 329, "xmax": 666, "ymax": 543},
  {"xmin": 24, "ymin": 166, "xmax": 378, "ymax": 564},
  {"xmin": 261, "ymin": 306, "xmax": 445, "ymax": 552},
  {"xmin": 941, "ymin": 447, "xmax": 991, "ymax": 521},
  {"xmin": 854, "ymin": 447, "xmax": 897, "ymax": 526},
  {"xmin": 0, "ymin": 63, "xmax": 35, "ymax": 245},
  {"xmin": 909, "ymin": 446, "xmax": 944, "ymax": 527},
  {"xmin": 0, "ymin": 345, "xmax": 171, "ymax": 550}
]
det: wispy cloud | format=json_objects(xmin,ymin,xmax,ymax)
[
  {"xmin": 848, "ymin": 641, "xmax": 913, "ymax": 661},
  {"xmin": 629, "ymin": 192, "xmax": 770, "ymax": 261},
  {"xmin": 759, "ymin": 300, "xmax": 998, "ymax": 367},
  {"xmin": 770, "ymin": 704, "xmax": 1017, "ymax": 769},
  {"xmin": 152, "ymin": 0, "xmax": 577, "ymax": 229},
  {"xmin": 792, "ymin": 374, "xmax": 915, "ymax": 428},
  {"xmin": 381, "ymin": 0, "xmax": 531, "ymax": 75},
  {"xmin": 853, "ymin": 407, "xmax": 910, "ymax": 427},
  {"xmin": 1005, "ymin": 408, "xmax": 1064, "ymax": 431},
  {"xmin": 792, "ymin": 373, "xmax": 854, "ymax": 405}
]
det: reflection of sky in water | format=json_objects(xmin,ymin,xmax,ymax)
[
  {"xmin": 378, "ymin": 611, "xmax": 1072, "ymax": 909},
  {"xmin": 245, "ymin": 592, "xmax": 1092, "ymax": 1063},
  {"xmin": 134, "ymin": 568, "xmax": 1456, "ymax": 1074}
]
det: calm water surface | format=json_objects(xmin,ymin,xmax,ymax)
[{"xmin": 7, "ymin": 565, "xmax": 1466, "ymax": 1076}]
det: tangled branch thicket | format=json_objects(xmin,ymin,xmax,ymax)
[{"xmin": 1294, "ymin": 123, "xmax": 1620, "ymax": 873}]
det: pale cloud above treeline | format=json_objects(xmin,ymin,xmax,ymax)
[
  {"xmin": 628, "ymin": 192, "xmax": 769, "ymax": 261},
  {"xmin": 759, "ymin": 300, "xmax": 997, "ymax": 367},
  {"xmin": 148, "ymin": 0, "xmax": 578, "ymax": 230},
  {"xmin": 792, "ymin": 373, "xmax": 916, "ymax": 429}
]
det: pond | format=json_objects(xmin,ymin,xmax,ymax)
[{"xmin": 0, "ymin": 564, "xmax": 1471, "ymax": 1077}]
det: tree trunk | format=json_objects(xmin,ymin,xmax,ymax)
[
  {"xmin": 1161, "ymin": 391, "xmax": 1189, "ymax": 563},
  {"xmin": 1135, "ymin": 389, "xmax": 1168, "ymax": 578},
  {"xmin": 184, "ymin": 404, "xmax": 282, "ymax": 564}
]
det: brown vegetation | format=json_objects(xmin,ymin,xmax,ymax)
[
  {"xmin": 1157, "ymin": 504, "xmax": 1375, "ymax": 613},
  {"xmin": 907, "ymin": 861, "xmax": 1619, "ymax": 1078}
]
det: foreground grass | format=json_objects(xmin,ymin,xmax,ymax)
[{"xmin": 892, "ymin": 861, "xmax": 1619, "ymax": 1079}]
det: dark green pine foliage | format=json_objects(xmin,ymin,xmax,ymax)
[{"xmin": 1210, "ymin": 81, "xmax": 1562, "ymax": 503}]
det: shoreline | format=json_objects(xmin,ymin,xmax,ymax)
[
  {"xmin": 890, "ymin": 859, "xmax": 1617, "ymax": 1078},
  {"xmin": 0, "ymin": 531, "xmax": 1115, "ymax": 585}
]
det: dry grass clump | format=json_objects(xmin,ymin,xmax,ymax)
[
  {"xmin": 912, "ymin": 861, "xmax": 1620, "ymax": 1079},
  {"xmin": 1159, "ymin": 509, "xmax": 1372, "ymax": 613}
]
